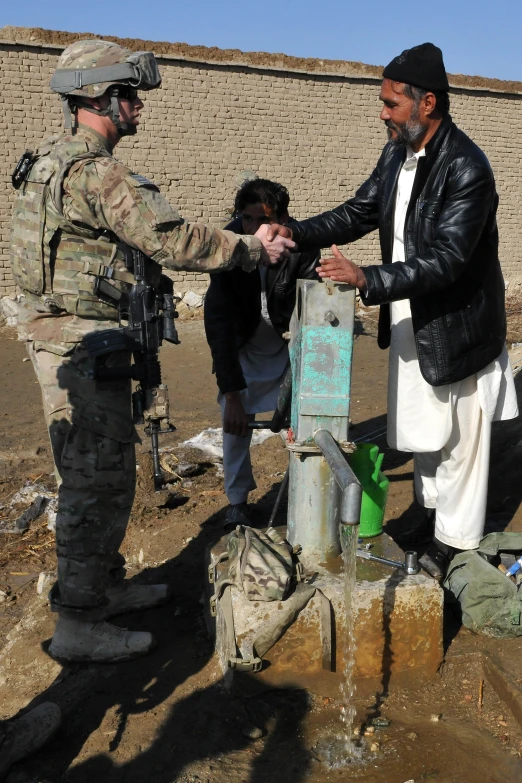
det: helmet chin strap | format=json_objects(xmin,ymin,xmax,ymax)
[
  {"xmin": 107, "ymin": 87, "xmax": 137, "ymax": 137},
  {"xmin": 67, "ymin": 86, "xmax": 137, "ymax": 137}
]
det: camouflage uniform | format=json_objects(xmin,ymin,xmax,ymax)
[{"xmin": 12, "ymin": 120, "xmax": 262, "ymax": 619}]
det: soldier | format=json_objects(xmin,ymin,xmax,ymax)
[{"xmin": 10, "ymin": 39, "xmax": 294, "ymax": 663}]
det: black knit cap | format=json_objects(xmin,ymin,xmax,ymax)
[{"xmin": 383, "ymin": 43, "xmax": 449, "ymax": 92}]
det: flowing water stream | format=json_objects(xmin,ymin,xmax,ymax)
[
  {"xmin": 315, "ymin": 523, "xmax": 363, "ymax": 768},
  {"xmin": 340, "ymin": 522, "xmax": 360, "ymax": 756}
]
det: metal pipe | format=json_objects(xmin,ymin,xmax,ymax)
[
  {"xmin": 356, "ymin": 548, "xmax": 419, "ymax": 575},
  {"xmin": 270, "ymin": 365, "xmax": 292, "ymax": 433},
  {"xmin": 404, "ymin": 551, "xmax": 419, "ymax": 575},
  {"xmin": 149, "ymin": 423, "xmax": 164, "ymax": 491},
  {"xmin": 268, "ymin": 467, "xmax": 289, "ymax": 528},
  {"xmin": 313, "ymin": 428, "xmax": 362, "ymax": 526}
]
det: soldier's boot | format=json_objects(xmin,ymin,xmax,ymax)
[
  {"xmin": 48, "ymin": 616, "xmax": 155, "ymax": 663},
  {"xmin": 104, "ymin": 581, "xmax": 172, "ymax": 619},
  {"xmin": 0, "ymin": 702, "xmax": 61, "ymax": 781}
]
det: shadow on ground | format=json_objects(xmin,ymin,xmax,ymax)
[
  {"xmin": 8, "ymin": 479, "xmax": 314, "ymax": 783},
  {"xmin": 10, "ymin": 367, "xmax": 522, "ymax": 782}
]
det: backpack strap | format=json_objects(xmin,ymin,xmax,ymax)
[
  {"xmin": 216, "ymin": 583, "xmax": 333, "ymax": 673},
  {"xmin": 220, "ymin": 585, "xmax": 263, "ymax": 673},
  {"xmin": 251, "ymin": 584, "xmax": 333, "ymax": 671},
  {"xmin": 208, "ymin": 550, "xmax": 229, "ymax": 586}
]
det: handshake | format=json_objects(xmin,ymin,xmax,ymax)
[
  {"xmin": 254, "ymin": 223, "xmax": 367, "ymax": 290},
  {"xmin": 254, "ymin": 223, "xmax": 296, "ymax": 266}
]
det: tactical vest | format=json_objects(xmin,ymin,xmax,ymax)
[{"xmin": 10, "ymin": 134, "xmax": 134, "ymax": 320}]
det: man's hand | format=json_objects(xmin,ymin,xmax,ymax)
[
  {"xmin": 223, "ymin": 391, "xmax": 249, "ymax": 437},
  {"xmin": 318, "ymin": 245, "xmax": 367, "ymax": 290},
  {"xmin": 265, "ymin": 223, "xmax": 293, "ymax": 241},
  {"xmin": 255, "ymin": 223, "xmax": 296, "ymax": 266}
]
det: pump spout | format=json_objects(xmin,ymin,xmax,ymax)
[{"xmin": 313, "ymin": 429, "xmax": 362, "ymax": 526}]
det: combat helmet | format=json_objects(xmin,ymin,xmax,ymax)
[{"xmin": 50, "ymin": 39, "xmax": 161, "ymax": 135}]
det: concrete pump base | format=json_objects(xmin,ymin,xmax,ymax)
[{"xmin": 206, "ymin": 532, "xmax": 443, "ymax": 698}]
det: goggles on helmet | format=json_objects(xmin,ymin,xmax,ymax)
[
  {"xmin": 50, "ymin": 51, "xmax": 161, "ymax": 95},
  {"xmin": 51, "ymin": 49, "xmax": 160, "ymax": 136}
]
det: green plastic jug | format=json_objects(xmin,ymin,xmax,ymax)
[{"xmin": 350, "ymin": 443, "xmax": 389, "ymax": 538}]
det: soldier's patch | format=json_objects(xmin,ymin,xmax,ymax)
[{"xmin": 130, "ymin": 174, "xmax": 157, "ymax": 189}]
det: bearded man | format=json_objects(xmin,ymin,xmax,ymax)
[{"xmin": 265, "ymin": 43, "xmax": 518, "ymax": 580}]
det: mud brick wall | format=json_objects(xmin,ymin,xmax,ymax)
[{"xmin": 0, "ymin": 29, "xmax": 521, "ymax": 297}]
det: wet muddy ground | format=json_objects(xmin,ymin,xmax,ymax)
[{"xmin": 2, "ymin": 307, "xmax": 522, "ymax": 782}]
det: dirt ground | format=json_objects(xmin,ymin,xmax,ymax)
[{"xmin": 2, "ymin": 309, "xmax": 522, "ymax": 783}]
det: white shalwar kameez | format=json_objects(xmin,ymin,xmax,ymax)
[
  {"xmin": 218, "ymin": 266, "xmax": 289, "ymax": 504},
  {"xmin": 387, "ymin": 148, "xmax": 518, "ymax": 550}
]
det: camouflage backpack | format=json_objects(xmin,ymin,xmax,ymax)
[
  {"xmin": 209, "ymin": 526, "xmax": 332, "ymax": 673},
  {"xmin": 211, "ymin": 525, "xmax": 298, "ymax": 603}
]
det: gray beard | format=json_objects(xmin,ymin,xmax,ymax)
[{"xmin": 386, "ymin": 119, "xmax": 427, "ymax": 148}]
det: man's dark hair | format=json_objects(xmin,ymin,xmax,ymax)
[
  {"xmin": 403, "ymin": 83, "xmax": 450, "ymax": 118},
  {"xmin": 233, "ymin": 178, "xmax": 290, "ymax": 218}
]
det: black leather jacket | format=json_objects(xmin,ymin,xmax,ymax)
[
  {"xmin": 204, "ymin": 217, "xmax": 320, "ymax": 394},
  {"xmin": 290, "ymin": 117, "xmax": 506, "ymax": 386}
]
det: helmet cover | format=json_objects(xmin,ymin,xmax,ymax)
[{"xmin": 51, "ymin": 39, "xmax": 161, "ymax": 98}]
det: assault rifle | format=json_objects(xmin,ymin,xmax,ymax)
[{"xmin": 85, "ymin": 246, "xmax": 179, "ymax": 490}]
